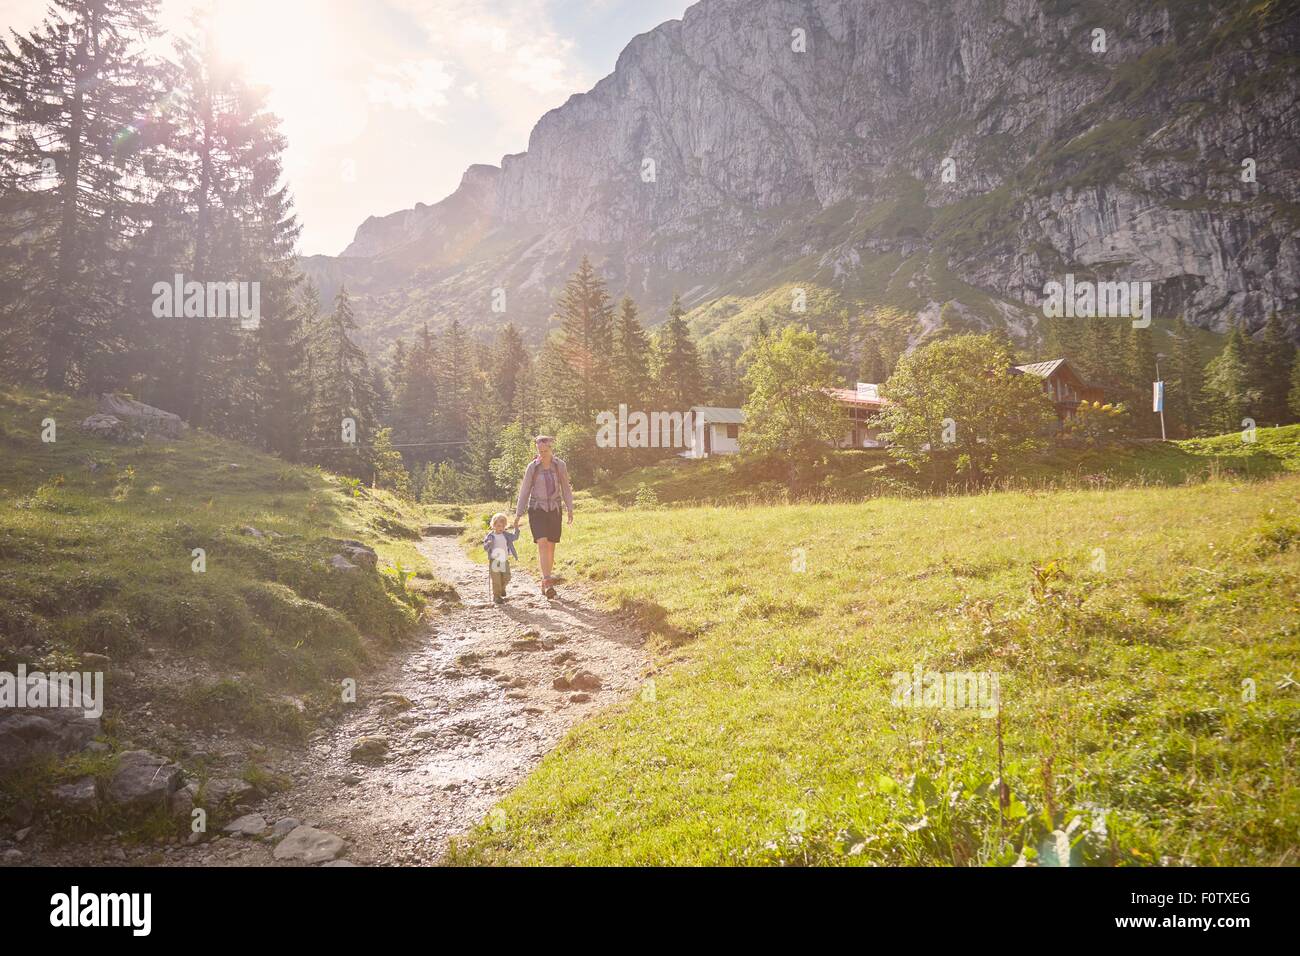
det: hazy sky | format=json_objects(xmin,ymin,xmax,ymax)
[{"xmin": 1, "ymin": 0, "xmax": 692, "ymax": 255}]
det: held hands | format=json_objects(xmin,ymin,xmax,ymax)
[{"xmin": 567, "ymin": 513, "xmax": 574, "ymax": 526}]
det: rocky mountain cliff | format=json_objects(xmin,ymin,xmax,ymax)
[{"xmin": 300, "ymin": 0, "xmax": 1300, "ymax": 355}]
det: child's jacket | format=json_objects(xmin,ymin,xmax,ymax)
[{"xmin": 482, "ymin": 528, "xmax": 520, "ymax": 562}]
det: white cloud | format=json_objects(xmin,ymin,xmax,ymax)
[
  {"xmin": 507, "ymin": 40, "xmax": 572, "ymax": 95},
  {"xmin": 367, "ymin": 58, "xmax": 456, "ymax": 122},
  {"xmin": 390, "ymin": 0, "xmax": 594, "ymax": 128}
]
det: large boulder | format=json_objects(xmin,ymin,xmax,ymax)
[
  {"xmin": 96, "ymin": 393, "xmax": 186, "ymax": 439},
  {"xmin": 0, "ymin": 674, "xmax": 102, "ymax": 773},
  {"xmin": 104, "ymin": 750, "xmax": 182, "ymax": 811},
  {"xmin": 78, "ymin": 413, "xmax": 131, "ymax": 442}
]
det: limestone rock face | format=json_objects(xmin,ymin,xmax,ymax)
[{"xmin": 303, "ymin": 0, "xmax": 1299, "ymax": 349}]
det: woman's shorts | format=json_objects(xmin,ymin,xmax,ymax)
[{"xmin": 528, "ymin": 507, "xmax": 563, "ymax": 543}]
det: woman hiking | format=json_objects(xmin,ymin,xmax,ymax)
[{"xmin": 512, "ymin": 435, "xmax": 574, "ymax": 599}]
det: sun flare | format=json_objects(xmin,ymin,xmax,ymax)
[{"xmin": 207, "ymin": 0, "xmax": 329, "ymax": 94}]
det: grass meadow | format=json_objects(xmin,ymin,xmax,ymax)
[{"xmin": 452, "ymin": 447, "xmax": 1299, "ymax": 865}]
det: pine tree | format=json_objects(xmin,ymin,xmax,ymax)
[
  {"xmin": 245, "ymin": 162, "xmax": 307, "ymax": 457},
  {"xmin": 1040, "ymin": 314, "xmax": 1069, "ymax": 360},
  {"xmin": 512, "ymin": 359, "xmax": 539, "ymax": 434},
  {"xmin": 392, "ymin": 324, "xmax": 438, "ymax": 459},
  {"xmin": 652, "ymin": 294, "xmax": 703, "ymax": 409},
  {"xmin": 549, "ymin": 256, "xmax": 614, "ymax": 426},
  {"xmin": 463, "ymin": 399, "xmax": 502, "ymax": 499},
  {"xmin": 1252, "ymin": 314, "xmax": 1296, "ymax": 426},
  {"xmin": 700, "ymin": 341, "xmax": 744, "ymax": 406},
  {"xmin": 1289, "ymin": 353, "xmax": 1300, "ymax": 420},
  {"xmin": 256, "ymin": 272, "xmax": 311, "ymax": 458},
  {"xmin": 371, "ymin": 427, "xmax": 410, "ymax": 497},
  {"xmin": 1080, "ymin": 317, "xmax": 1125, "ymax": 393},
  {"xmin": 389, "ymin": 339, "xmax": 408, "ymax": 399},
  {"xmin": 1169, "ymin": 317, "xmax": 1203, "ymax": 438},
  {"xmin": 308, "ymin": 286, "xmax": 378, "ymax": 474},
  {"xmin": 491, "ymin": 322, "xmax": 529, "ymax": 414},
  {"xmin": 169, "ymin": 12, "xmax": 301, "ymax": 430},
  {"xmin": 0, "ymin": 0, "xmax": 167, "ymax": 389},
  {"xmin": 610, "ymin": 296, "xmax": 651, "ymax": 406},
  {"xmin": 436, "ymin": 319, "xmax": 471, "ymax": 449},
  {"xmin": 1202, "ymin": 323, "xmax": 1256, "ymax": 435},
  {"xmin": 536, "ymin": 335, "xmax": 573, "ymax": 426},
  {"xmin": 1123, "ymin": 325, "xmax": 1158, "ymax": 436}
]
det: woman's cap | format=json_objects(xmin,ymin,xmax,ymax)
[{"xmin": 534, "ymin": 434, "xmax": 553, "ymax": 444}]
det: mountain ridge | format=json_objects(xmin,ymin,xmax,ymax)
[{"xmin": 300, "ymin": 0, "xmax": 1300, "ymax": 354}]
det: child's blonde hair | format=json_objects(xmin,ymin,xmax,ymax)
[{"xmin": 490, "ymin": 512, "xmax": 508, "ymax": 527}]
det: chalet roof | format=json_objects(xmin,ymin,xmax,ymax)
[
  {"xmin": 825, "ymin": 386, "xmax": 888, "ymax": 408},
  {"xmin": 1014, "ymin": 359, "xmax": 1068, "ymax": 378},
  {"xmin": 691, "ymin": 406, "xmax": 746, "ymax": 425}
]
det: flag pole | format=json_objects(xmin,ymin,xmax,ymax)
[{"xmin": 1154, "ymin": 354, "xmax": 1167, "ymax": 441}]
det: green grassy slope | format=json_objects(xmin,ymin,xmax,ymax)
[
  {"xmin": 584, "ymin": 425, "xmax": 1300, "ymax": 507},
  {"xmin": 0, "ymin": 386, "xmax": 446, "ymax": 752},
  {"xmin": 450, "ymin": 473, "xmax": 1299, "ymax": 865}
]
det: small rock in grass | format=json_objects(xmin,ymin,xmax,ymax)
[
  {"xmin": 202, "ymin": 777, "xmax": 255, "ymax": 809},
  {"xmin": 342, "ymin": 545, "xmax": 377, "ymax": 569},
  {"xmin": 52, "ymin": 777, "xmax": 99, "ymax": 813},
  {"xmin": 273, "ymin": 825, "xmax": 346, "ymax": 864},
  {"xmin": 349, "ymin": 736, "xmax": 389, "ymax": 763},
  {"xmin": 270, "ymin": 817, "xmax": 301, "ymax": 842},
  {"xmin": 223, "ymin": 814, "xmax": 268, "ymax": 837},
  {"xmin": 553, "ymin": 670, "xmax": 601, "ymax": 692}
]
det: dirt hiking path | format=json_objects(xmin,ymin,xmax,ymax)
[{"xmin": 147, "ymin": 534, "xmax": 646, "ymax": 866}]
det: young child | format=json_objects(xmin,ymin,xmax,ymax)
[{"xmin": 483, "ymin": 512, "xmax": 520, "ymax": 605}]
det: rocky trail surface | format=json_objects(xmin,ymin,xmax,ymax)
[{"xmin": 24, "ymin": 535, "xmax": 647, "ymax": 867}]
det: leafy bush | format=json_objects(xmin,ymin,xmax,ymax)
[
  {"xmin": 879, "ymin": 333, "xmax": 1058, "ymax": 482},
  {"xmin": 1066, "ymin": 400, "xmax": 1130, "ymax": 447}
]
